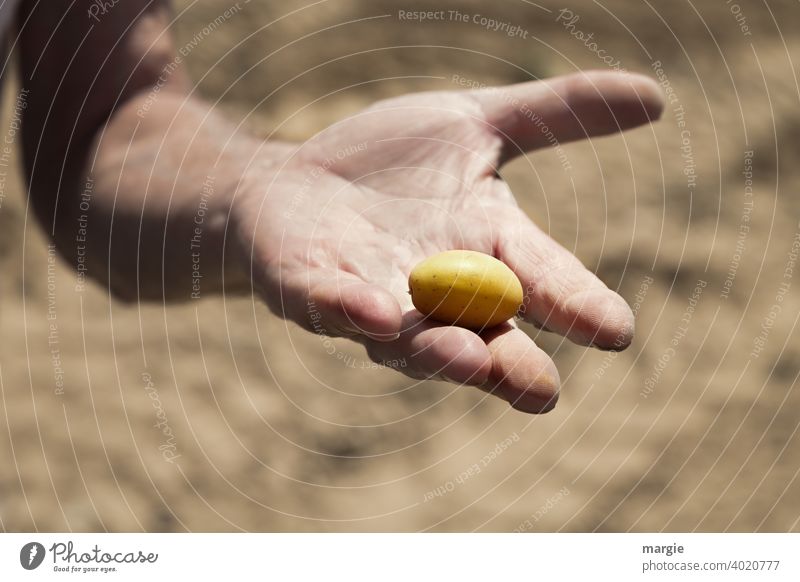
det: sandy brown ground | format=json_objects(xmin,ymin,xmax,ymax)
[{"xmin": 2, "ymin": 0, "xmax": 800, "ymax": 531}]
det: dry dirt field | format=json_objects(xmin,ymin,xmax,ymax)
[{"xmin": 2, "ymin": 0, "xmax": 800, "ymax": 531}]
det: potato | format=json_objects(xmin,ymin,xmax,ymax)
[{"xmin": 408, "ymin": 250, "xmax": 524, "ymax": 329}]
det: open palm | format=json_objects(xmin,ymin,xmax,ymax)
[{"xmin": 235, "ymin": 71, "xmax": 664, "ymax": 413}]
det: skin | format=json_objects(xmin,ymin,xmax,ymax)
[{"xmin": 18, "ymin": 1, "xmax": 664, "ymax": 414}]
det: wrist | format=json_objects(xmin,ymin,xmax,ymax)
[{"xmin": 227, "ymin": 139, "xmax": 300, "ymax": 299}]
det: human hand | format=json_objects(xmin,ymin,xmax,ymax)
[{"xmin": 233, "ymin": 70, "xmax": 664, "ymax": 413}]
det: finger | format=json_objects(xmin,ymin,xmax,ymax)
[
  {"xmin": 470, "ymin": 70, "xmax": 665, "ymax": 164},
  {"xmin": 284, "ymin": 268, "xmax": 403, "ymax": 342},
  {"xmin": 359, "ymin": 311, "xmax": 493, "ymax": 385},
  {"xmin": 496, "ymin": 207, "xmax": 635, "ymax": 350},
  {"xmin": 478, "ymin": 322, "xmax": 560, "ymax": 414}
]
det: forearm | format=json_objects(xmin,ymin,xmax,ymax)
[
  {"xmin": 81, "ymin": 90, "xmax": 284, "ymax": 301},
  {"xmin": 18, "ymin": 0, "xmax": 292, "ymax": 301},
  {"xmin": 31, "ymin": 83, "xmax": 275, "ymax": 301}
]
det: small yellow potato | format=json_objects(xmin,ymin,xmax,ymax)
[{"xmin": 408, "ymin": 250, "xmax": 524, "ymax": 329}]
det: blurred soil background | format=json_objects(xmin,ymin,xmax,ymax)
[{"xmin": 1, "ymin": 0, "xmax": 800, "ymax": 531}]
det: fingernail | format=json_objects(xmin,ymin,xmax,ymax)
[
  {"xmin": 440, "ymin": 373, "xmax": 462, "ymax": 385},
  {"xmin": 366, "ymin": 331, "xmax": 400, "ymax": 342}
]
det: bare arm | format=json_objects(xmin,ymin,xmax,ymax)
[
  {"xmin": 18, "ymin": 0, "xmax": 664, "ymax": 413},
  {"xmin": 20, "ymin": 0, "xmax": 273, "ymax": 301}
]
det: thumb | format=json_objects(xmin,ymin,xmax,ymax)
[{"xmin": 470, "ymin": 70, "xmax": 665, "ymax": 164}]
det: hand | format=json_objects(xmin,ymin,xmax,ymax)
[{"xmin": 233, "ymin": 70, "xmax": 664, "ymax": 413}]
